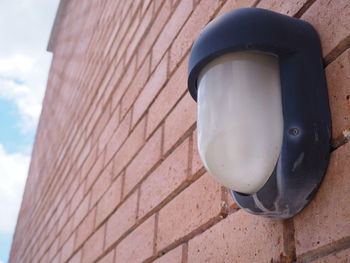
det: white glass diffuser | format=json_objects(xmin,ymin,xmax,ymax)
[{"xmin": 197, "ymin": 52, "xmax": 284, "ymax": 194}]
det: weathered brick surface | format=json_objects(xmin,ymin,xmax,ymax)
[
  {"xmin": 98, "ymin": 109, "xmax": 120, "ymax": 154},
  {"xmin": 10, "ymin": 0, "xmax": 350, "ymax": 262},
  {"xmin": 90, "ymin": 162, "xmax": 112, "ymax": 208},
  {"xmin": 115, "ymin": 215, "xmax": 155, "ymax": 263},
  {"xmin": 82, "ymin": 225, "xmax": 105, "ymax": 263},
  {"xmin": 325, "ymin": 48, "xmax": 350, "ymax": 139},
  {"xmin": 120, "ymin": 56, "xmax": 151, "ymax": 119},
  {"xmin": 85, "ymin": 153, "xmax": 105, "ymax": 193},
  {"xmin": 153, "ymin": 245, "xmax": 183, "ymax": 263},
  {"xmin": 105, "ymin": 191, "xmax": 138, "ymax": 249},
  {"xmin": 163, "ymin": 93, "xmax": 196, "ymax": 153},
  {"xmin": 294, "ymin": 142, "xmax": 350, "ymax": 256},
  {"xmin": 72, "ymin": 193, "xmax": 90, "ymax": 231},
  {"xmin": 67, "ymin": 249, "xmax": 81, "ymax": 263},
  {"xmin": 96, "ymin": 175, "xmax": 123, "ymax": 227},
  {"xmin": 157, "ymin": 174, "xmax": 222, "ymax": 251},
  {"xmin": 151, "ymin": 0, "xmax": 193, "ymax": 71},
  {"xmin": 75, "ymin": 207, "xmax": 96, "ymax": 250},
  {"xmin": 111, "ymin": 117, "xmax": 146, "ymax": 176},
  {"xmin": 302, "ymin": 0, "xmax": 350, "ymax": 60},
  {"xmin": 257, "ymin": 0, "xmax": 308, "ymax": 16},
  {"xmin": 105, "ymin": 110, "xmax": 132, "ymax": 165},
  {"xmin": 188, "ymin": 210, "xmax": 285, "ymax": 263},
  {"xmin": 132, "ymin": 55, "xmax": 168, "ymax": 127},
  {"xmin": 61, "ymin": 234, "xmax": 75, "ymax": 263},
  {"xmin": 124, "ymin": 127, "xmax": 162, "ymax": 197},
  {"xmin": 97, "ymin": 249, "xmax": 115, "ymax": 263},
  {"xmin": 147, "ymin": 58, "xmax": 187, "ymax": 137},
  {"xmin": 138, "ymin": 138, "xmax": 189, "ymax": 218}
]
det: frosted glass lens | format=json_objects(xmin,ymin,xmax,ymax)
[{"xmin": 197, "ymin": 52, "xmax": 283, "ymax": 194}]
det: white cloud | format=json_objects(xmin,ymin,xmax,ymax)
[
  {"xmin": 0, "ymin": 76, "xmax": 42, "ymax": 132},
  {"xmin": 0, "ymin": 144, "xmax": 29, "ymax": 234},
  {"xmin": 0, "ymin": 0, "xmax": 59, "ymax": 133}
]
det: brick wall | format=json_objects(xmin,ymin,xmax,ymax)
[{"xmin": 9, "ymin": 0, "xmax": 350, "ymax": 262}]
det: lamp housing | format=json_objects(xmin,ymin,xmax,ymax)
[{"xmin": 188, "ymin": 8, "xmax": 331, "ymax": 219}]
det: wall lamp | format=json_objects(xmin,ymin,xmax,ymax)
[{"xmin": 187, "ymin": 8, "xmax": 331, "ymax": 218}]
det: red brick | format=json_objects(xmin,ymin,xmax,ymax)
[
  {"xmin": 59, "ymin": 218, "xmax": 73, "ymax": 249},
  {"xmin": 85, "ymin": 153, "xmax": 105, "ymax": 194},
  {"xmin": 80, "ymin": 145, "xmax": 98, "ymax": 180},
  {"xmin": 108, "ymin": 8, "xmax": 133, "ymax": 59},
  {"xmin": 141, "ymin": 0, "xmax": 152, "ymax": 15},
  {"xmin": 147, "ymin": 58, "xmax": 187, "ymax": 137},
  {"xmin": 98, "ymin": 109, "xmax": 120, "ymax": 154},
  {"xmin": 96, "ymin": 175, "xmax": 123, "ymax": 227},
  {"xmin": 257, "ymin": 0, "xmax": 308, "ymax": 16},
  {"xmin": 73, "ymin": 194, "xmax": 90, "ymax": 231},
  {"xmin": 77, "ymin": 138, "xmax": 92, "ymax": 170},
  {"xmin": 325, "ymin": 49, "xmax": 350, "ymax": 139},
  {"xmin": 82, "ymin": 225, "xmax": 105, "ymax": 263},
  {"xmin": 132, "ymin": 55, "xmax": 168, "ymax": 127},
  {"xmin": 188, "ymin": 210, "xmax": 284, "ymax": 263},
  {"xmin": 105, "ymin": 192, "xmax": 138, "ymax": 249},
  {"xmin": 130, "ymin": 0, "xmax": 142, "ymax": 17},
  {"xmin": 120, "ymin": 56, "xmax": 150, "ymax": 119},
  {"xmin": 169, "ymin": 0, "xmax": 224, "ymax": 72},
  {"xmin": 61, "ymin": 233, "xmax": 75, "ymax": 263},
  {"xmin": 105, "ymin": 110, "xmax": 132, "ymax": 165},
  {"xmin": 111, "ymin": 58, "xmax": 136, "ymax": 110},
  {"xmin": 124, "ymin": 127, "xmax": 162, "ymax": 197},
  {"xmin": 164, "ymin": 93, "xmax": 196, "ymax": 153},
  {"xmin": 91, "ymin": 102, "xmax": 111, "ymax": 145},
  {"xmin": 126, "ymin": 5, "xmax": 153, "ymax": 63},
  {"xmin": 103, "ymin": 21, "xmax": 122, "ymax": 61},
  {"xmin": 52, "ymin": 251, "xmax": 61, "ymax": 263},
  {"xmin": 157, "ymin": 174, "xmax": 222, "ymax": 250},
  {"xmin": 97, "ymin": 249, "xmax": 115, "ymax": 263},
  {"xmin": 90, "ymin": 162, "xmax": 113, "ymax": 208},
  {"xmin": 48, "ymin": 238, "xmax": 59, "ymax": 262},
  {"xmin": 218, "ymin": 0, "xmax": 255, "ymax": 15},
  {"xmin": 40, "ymin": 251, "xmax": 49, "ymax": 263},
  {"xmin": 115, "ymin": 215, "xmax": 155, "ymax": 263},
  {"xmin": 66, "ymin": 169, "xmax": 80, "ymax": 203},
  {"xmin": 107, "ymin": 61, "xmax": 125, "ymax": 108},
  {"xmin": 112, "ymin": 117, "xmax": 146, "ymax": 176},
  {"xmin": 312, "ymin": 248, "xmax": 350, "ymax": 262},
  {"xmin": 68, "ymin": 249, "xmax": 82, "ymax": 263},
  {"xmin": 69, "ymin": 180, "xmax": 86, "ymax": 217},
  {"xmin": 151, "ymin": 0, "xmax": 193, "ymax": 71},
  {"xmin": 302, "ymin": 0, "xmax": 350, "ymax": 58},
  {"xmin": 294, "ymin": 142, "xmax": 350, "ymax": 255},
  {"xmin": 137, "ymin": 1, "xmax": 172, "ymax": 68},
  {"xmin": 116, "ymin": 10, "xmax": 140, "ymax": 63},
  {"xmin": 75, "ymin": 207, "xmax": 96, "ymax": 250},
  {"xmin": 96, "ymin": 61, "xmax": 115, "ymax": 100},
  {"xmin": 83, "ymin": 96, "xmax": 103, "ymax": 135},
  {"xmin": 57, "ymin": 206, "xmax": 70, "ymax": 236},
  {"xmin": 153, "ymin": 245, "xmax": 183, "ymax": 263},
  {"xmin": 139, "ymin": 138, "xmax": 189, "ymax": 218}
]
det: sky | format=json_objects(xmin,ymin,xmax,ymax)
[{"xmin": 0, "ymin": 0, "xmax": 59, "ymax": 262}]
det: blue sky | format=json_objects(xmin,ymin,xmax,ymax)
[
  {"xmin": 0, "ymin": 0, "xmax": 59, "ymax": 262},
  {"xmin": 0, "ymin": 99, "xmax": 35, "ymax": 154}
]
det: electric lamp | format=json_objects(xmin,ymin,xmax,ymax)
[{"xmin": 188, "ymin": 8, "xmax": 331, "ymax": 218}]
